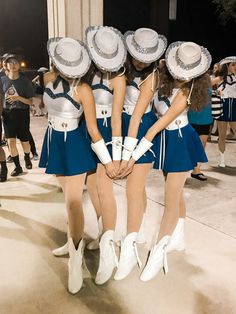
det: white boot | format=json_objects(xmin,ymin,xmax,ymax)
[
  {"xmin": 68, "ymin": 238, "xmax": 84, "ymax": 294},
  {"xmin": 86, "ymin": 216, "xmax": 103, "ymax": 250},
  {"xmin": 114, "ymin": 232, "xmax": 142, "ymax": 281},
  {"xmin": 52, "ymin": 242, "xmax": 69, "ymax": 256},
  {"xmin": 136, "ymin": 214, "xmax": 146, "ymax": 244},
  {"xmin": 218, "ymin": 151, "xmax": 225, "ymax": 167},
  {"xmin": 95, "ymin": 230, "xmax": 118, "ymax": 285},
  {"xmin": 166, "ymin": 218, "xmax": 185, "ymax": 253},
  {"xmin": 140, "ymin": 235, "xmax": 170, "ymax": 282}
]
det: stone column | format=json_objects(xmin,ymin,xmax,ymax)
[{"xmin": 47, "ymin": 0, "xmax": 103, "ymax": 40}]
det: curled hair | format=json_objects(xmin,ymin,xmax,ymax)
[
  {"xmin": 125, "ymin": 53, "xmax": 157, "ymax": 85},
  {"xmin": 159, "ymin": 63, "xmax": 211, "ymax": 111}
]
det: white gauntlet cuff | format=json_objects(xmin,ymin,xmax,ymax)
[
  {"xmin": 91, "ymin": 139, "xmax": 112, "ymax": 164},
  {"xmin": 122, "ymin": 137, "xmax": 138, "ymax": 161},
  {"xmin": 112, "ymin": 137, "xmax": 122, "ymax": 161},
  {"xmin": 132, "ymin": 137, "xmax": 153, "ymax": 161}
]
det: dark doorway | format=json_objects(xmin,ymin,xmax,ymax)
[
  {"xmin": 0, "ymin": 0, "xmax": 48, "ymax": 69},
  {"xmin": 104, "ymin": 0, "xmax": 236, "ymax": 65}
]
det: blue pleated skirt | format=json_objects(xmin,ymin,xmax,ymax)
[
  {"xmin": 39, "ymin": 126, "xmax": 97, "ymax": 176},
  {"xmin": 122, "ymin": 111, "xmax": 158, "ymax": 164},
  {"xmin": 153, "ymin": 124, "xmax": 208, "ymax": 172},
  {"xmin": 218, "ymin": 98, "xmax": 236, "ymax": 121}
]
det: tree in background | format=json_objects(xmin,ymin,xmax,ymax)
[{"xmin": 212, "ymin": 0, "xmax": 236, "ymax": 24}]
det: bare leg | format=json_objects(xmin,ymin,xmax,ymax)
[
  {"xmin": 192, "ymin": 134, "xmax": 209, "ymax": 174},
  {"xmin": 86, "ymin": 170, "xmax": 101, "ymax": 218},
  {"xmin": 217, "ymin": 121, "xmax": 228, "ymax": 153},
  {"xmin": 126, "ymin": 163, "xmax": 152, "ymax": 234},
  {"xmin": 179, "ymin": 191, "xmax": 186, "ymax": 218},
  {"xmin": 157, "ymin": 172, "xmax": 188, "ymax": 242},
  {"xmin": 7, "ymin": 138, "xmax": 19, "ymax": 157},
  {"xmin": 229, "ymin": 122, "xmax": 236, "ymax": 139},
  {"xmin": 97, "ymin": 163, "xmax": 116, "ymax": 231},
  {"xmin": 20, "ymin": 141, "xmax": 31, "ymax": 154},
  {"xmin": 63, "ymin": 174, "xmax": 86, "ymax": 247}
]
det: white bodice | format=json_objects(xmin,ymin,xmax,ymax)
[
  {"xmin": 154, "ymin": 88, "xmax": 188, "ymax": 120},
  {"xmin": 92, "ymin": 73, "xmax": 113, "ymax": 109},
  {"xmin": 43, "ymin": 81, "xmax": 83, "ymax": 119},
  {"xmin": 124, "ymin": 77, "xmax": 140, "ymax": 108},
  {"xmin": 218, "ymin": 74, "xmax": 236, "ymax": 99}
]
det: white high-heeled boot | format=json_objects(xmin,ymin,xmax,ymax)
[
  {"xmin": 140, "ymin": 235, "xmax": 170, "ymax": 282},
  {"xmin": 166, "ymin": 218, "xmax": 185, "ymax": 253},
  {"xmin": 218, "ymin": 151, "xmax": 226, "ymax": 167},
  {"xmin": 52, "ymin": 228, "xmax": 69, "ymax": 256},
  {"xmin": 114, "ymin": 232, "xmax": 142, "ymax": 281},
  {"xmin": 68, "ymin": 238, "xmax": 84, "ymax": 294},
  {"xmin": 52, "ymin": 242, "xmax": 69, "ymax": 256},
  {"xmin": 86, "ymin": 216, "xmax": 103, "ymax": 250},
  {"xmin": 95, "ymin": 230, "xmax": 118, "ymax": 285}
]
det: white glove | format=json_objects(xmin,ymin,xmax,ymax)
[
  {"xmin": 112, "ymin": 137, "xmax": 122, "ymax": 161},
  {"xmin": 132, "ymin": 137, "xmax": 153, "ymax": 161},
  {"xmin": 91, "ymin": 139, "xmax": 112, "ymax": 164},
  {"xmin": 122, "ymin": 136, "xmax": 138, "ymax": 161}
]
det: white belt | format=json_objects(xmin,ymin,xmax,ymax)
[
  {"xmin": 166, "ymin": 115, "xmax": 188, "ymax": 131},
  {"xmin": 158, "ymin": 116, "xmax": 189, "ymax": 170},
  {"xmin": 96, "ymin": 105, "xmax": 112, "ymax": 127},
  {"xmin": 123, "ymin": 104, "xmax": 152, "ymax": 115},
  {"xmin": 48, "ymin": 115, "xmax": 79, "ymax": 145}
]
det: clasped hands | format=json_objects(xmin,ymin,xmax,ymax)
[{"xmin": 105, "ymin": 159, "xmax": 136, "ymax": 179}]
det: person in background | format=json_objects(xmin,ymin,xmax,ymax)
[
  {"xmin": 1, "ymin": 54, "xmax": 34, "ymax": 176},
  {"xmin": 0, "ymin": 75, "xmax": 8, "ymax": 182},
  {"xmin": 212, "ymin": 56, "xmax": 236, "ymax": 167},
  {"xmin": 188, "ymin": 74, "xmax": 213, "ymax": 181}
]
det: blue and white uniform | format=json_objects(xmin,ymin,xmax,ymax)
[
  {"xmin": 39, "ymin": 80, "xmax": 97, "ymax": 176},
  {"xmin": 218, "ymin": 74, "xmax": 236, "ymax": 121},
  {"xmin": 81, "ymin": 72, "xmax": 114, "ymax": 159},
  {"xmin": 122, "ymin": 74, "xmax": 157, "ymax": 164},
  {"xmin": 153, "ymin": 89, "xmax": 207, "ymax": 172}
]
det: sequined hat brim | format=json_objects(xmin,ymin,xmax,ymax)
[
  {"xmin": 85, "ymin": 26, "xmax": 127, "ymax": 72},
  {"xmin": 165, "ymin": 41, "xmax": 212, "ymax": 81},
  {"xmin": 219, "ymin": 56, "xmax": 236, "ymax": 66},
  {"xmin": 124, "ymin": 31, "xmax": 167, "ymax": 64},
  {"xmin": 47, "ymin": 37, "xmax": 91, "ymax": 79}
]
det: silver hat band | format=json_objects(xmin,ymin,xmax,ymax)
[
  {"xmin": 176, "ymin": 48, "xmax": 201, "ymax": 70},
  {"xmin": 54, "ymin": 49, "xmax": 83, "ymax": 67},
  {"xmin": 131, "ymin": 37, "xmax": 159, "ymax": 54},
  {"xmin": 92, "ymin": 35, "xmax": 118, "ymax": 59}
]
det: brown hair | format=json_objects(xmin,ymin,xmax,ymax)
[
  {"xmin": 158, "ymin": 64, "xmax": 211, "ymax": 111},
  {"xmin": 125, "ymin": 53, "xmax": 157, "ymax": 85}
]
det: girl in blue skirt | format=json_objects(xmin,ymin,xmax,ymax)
[
  {"xmin": 121, "ymin": 41, "xmax": 212, "ymax": 281},
  {"xmin": 84, "ymin": 26, "xmax": 127, "ymax": 285},
  {"xmin": 114, "ymin": 28, "xmax": 167, "ymax": 280},
  {"xmin": 39, "ymin": 37, "xmax": 116, "ymax": 294},
  {"xmin": 49, "ymin": 27, "xmax": 127, "ymax": 286},
  {"xmin": 213, "ymin": 56, "xmax": 236, "ymax": 167}
]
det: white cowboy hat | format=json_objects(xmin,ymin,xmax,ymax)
[
  {"xmin": 165, "ymin": 41, "xmax": 212, "ymax": 81},
  {"xmin": 124, "ymin": 28, "xmax": 167, "ymax": 63},
  {"xmin": 85, "ymin": 26, "xmax": 127, "ymax": 72},
  {"xmin": 47, "ymin": 37, "xmax": 91, "ymax": 78},
  {"xmin": 219, "ymin": 56, "xmax": 236, "ymax": 66},
  {"xmin": 38, "ymin": 67, "xmax": 48, "ymax": 72}
]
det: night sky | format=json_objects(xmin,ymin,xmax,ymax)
[{"xmin": 0, "ymin": 0, "xmax": 235, "ymax": 68}]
